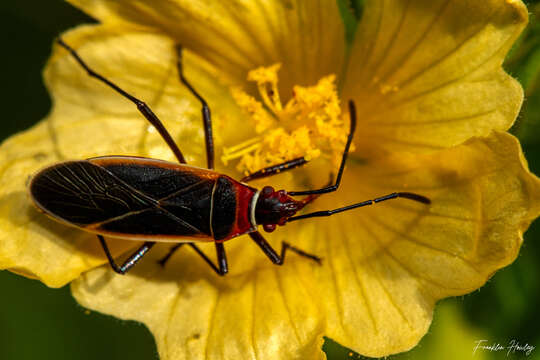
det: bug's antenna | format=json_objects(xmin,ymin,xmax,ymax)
[{"xmin": 287, "ymin": 192, "xmax": 430, "ymax": 222}]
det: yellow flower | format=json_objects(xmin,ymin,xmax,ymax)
[{"xmin": 1, "ymin": 1, "xmax": 539, "ymax": 359}]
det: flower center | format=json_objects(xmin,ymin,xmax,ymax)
[{"xmin": 222, "ymin": 64, "xmax": 352, "ymax": 176}]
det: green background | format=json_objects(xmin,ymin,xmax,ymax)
[{"xmin": 0, "ymin": 1, "xmax": 539, "ymax": 359}]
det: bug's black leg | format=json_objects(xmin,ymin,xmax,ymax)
[
  {"xmin": 98, "ymin": 235, "xmax": 155, "ymax": 275},
  {"xmin": 156, "ymin": 242, "xmax": 228, "ymax": 275},
  {"xmin": 176, "ymin": 46, "xmax": 214, "ymax": 170},
  {"xmin": 215, "ymin": 242, "xmax": 229, "ymax": 275},
  {"xmin": 240, "ymin": 157, "xmax": 308, "ymax": 182},
  {"xmin": 249, "ymin": 232, "xmax": 322, "ymax": 265},
  {"xmin": 188, "ymin": 243, "xmax": 228, "ymax": 276},
  {"xmin": 287, "ymin": 192, "xmax": 431, "ymax": 223},
  {"xmin": 277, "ymin": 241, "xmax": 322, "ymax": 264},
  {"xmin": 56, "ymin": 38, "xmax": 186, "ymax": 164},
  {"xmin": 288, "ymin": 101, "xmax": 357, "ymax": 196},
  {"xmin": 157, "ymin": 243, "xmax": 185, "ymax": 267}
]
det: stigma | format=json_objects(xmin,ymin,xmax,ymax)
[{"xmin": 222, "ymin": 63, "xmax": 352, "ymax": 176}]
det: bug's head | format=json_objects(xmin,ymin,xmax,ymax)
[{"xmin": 255, "ymin": 186, "xmax": 303, "ymax": 233}]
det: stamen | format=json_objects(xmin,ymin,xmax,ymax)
[
  {"xmin": 231, "ymin": 89, "xmax": 274, "ymax": 132},
  {"xmin": 223, "ymin": 136, "xmax": 261, "ymax": 153},
  {"xmin": 224, "ymin": 64, "xmax": 352, "ymax": 176},
  {"xmin": 248, "ymin": 63, "xmax": 283, "ymax": 114},
  {"xmin": 221, "ymin": 140, "xmax": 262, "ymax": 165}
]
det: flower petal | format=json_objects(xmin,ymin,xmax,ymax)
[
  {"xmin": 306, "ymin": 131, "xmax": 540, "ymax": 356},
  {"xmin": 343, "ymin": 0, "xmax": 528, "ymax": 155},
  {"xmin": 67, "ymin": 0, "xmax": 346, "ymax": 95},
  {"xmin": 72, "ymin": 242, "xmax": 327, "ymax": 360},
  {"xmin": 0, "ymin": 119, "xmax": 138, "ymax": 287},
  {"xmin": 0, "ymin": 24, "xmax": 245, "ymax": 286}
]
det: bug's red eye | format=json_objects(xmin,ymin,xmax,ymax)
[
  {"xmin": 263, "ymin": 224, "xmax": 276, "ymax": 232},
  {"xmin": 262, "ymin": 186, "xmax": 274, "ymax": 197}
]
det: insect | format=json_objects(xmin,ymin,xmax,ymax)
[{"xmin": 29, "ymin": 38, "xmax": 430, "ymax": 276}]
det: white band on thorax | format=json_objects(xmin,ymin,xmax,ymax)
[{"xmin": 250, "ymin": 190, "xmax": 261, "ymax": 228}]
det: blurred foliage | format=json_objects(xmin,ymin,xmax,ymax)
[
  {"xmin": 509, "ymin": 2, "xmax": 540, "ymax": 145},
  {"xmin": 0, "ymin": 1, "xmax": 539, "ymax": 359}
]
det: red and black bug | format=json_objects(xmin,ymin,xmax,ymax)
[{"xmin": 29, "ymin": 39, "xmax": 430, "ymax": 276}]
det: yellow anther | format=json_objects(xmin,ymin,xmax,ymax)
[
  {"xmin": 247, "ymin": 63, "xmax": 281, "ymax": 84},
  {"xmin": 247, "ymin": 63, "xmax": 283, "ymax": 114},
  {"xmin": 224, "ymin": 64, "xmax": 351, "ymax": 175},
  {"xmin": 231, "ymin": 88, "xmax": 274, "ymax": 133}
]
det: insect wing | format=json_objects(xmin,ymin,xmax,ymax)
[
  {"xmin": 29, "ymin": 158, "xmax": 218, "ymax": 240},
  {"xmin": 94, "ymin": 157, "xmax": 218, "ymax": 237},
  {"xmin": 30, "ymin": 160, "xmax": 153, "ymax": 226}
]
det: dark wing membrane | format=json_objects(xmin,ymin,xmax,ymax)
[
  {"xmin": 96, "ymin": 207, "xmax": 203, "ymax": 237},
  {"xmin": 30, "ymin": 161, "xmax": 153, "ymax": 226},
  {"xmin": 158, "ymin": 179, "xmax": 214, "ymax": 236},
  {"xmin": 94, "ymin": 158, "xmax": 211, "ymax": 199},
  {"xmin": 91, "ymin": 157, "xmax": 218, "ymax": 236},
  {"xmin": 30, "ymin": 158, "xmax": 219, "ymax": 238}
]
